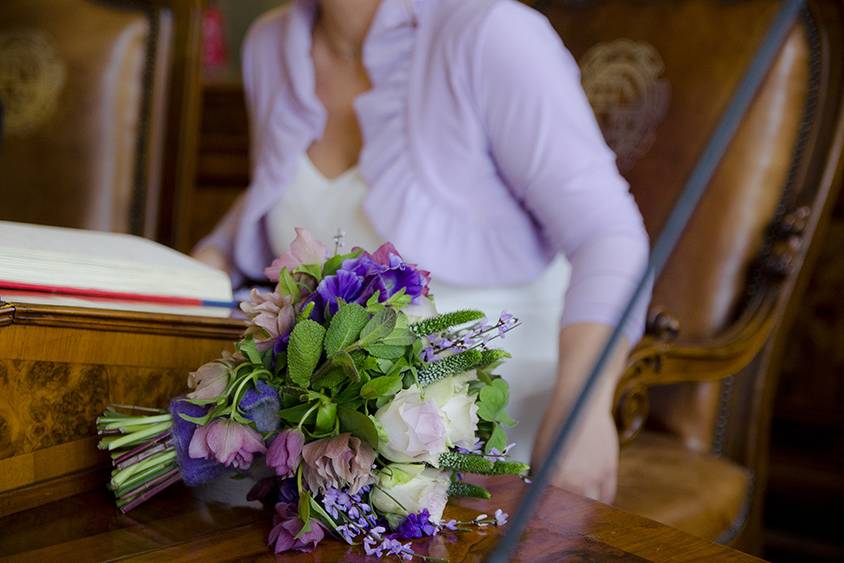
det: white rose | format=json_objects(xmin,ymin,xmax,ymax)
[
  {"xmin": 424, "ymin": 375, "xmax": 479, "ymax": 450},
  {"xmin": 371, "ymin": 464, "xmax": 451, "ymax": 523},
  {"xmin": 374, "ymin": 386, "xmax": 447, "ymax": 466}
]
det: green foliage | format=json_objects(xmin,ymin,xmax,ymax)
[
  {"xmin": 337, "ymin": 406, "xmax": 379, "ymax": 448},
  {"xmin": 328, "ymin": 350, "xmax": 360, "ymax": 383},
  {"xmin": 323, "ymin": 249, "xmax": 363, "ymax": 277},
  {"xmin": 287, "ymin": 320, "xmax": 326, "ymax": 387},
  {"xmin": 237, "ymin": 338, "xmax": 262, "ymax": 365},
  {"xmin": 297, "ymin": 490, "xmax": 312, "ymax": 536},
  {"xmin": 448, "ymin": 481, "xmax": 492, "ymax": 499},
  {"xmin": 477, "ymin": 349, "xmax": 511, "ymax": 369},
  {"xmin": 438, "ymin": 451, "xmax": 529, "ymax": 476},
  {"xmin": 477, "ymin": 378, "xmax": 509, "ymax": 422},
  {"xmin": 363, "ymin": 343, "xmax": 406, "ymax": 359},
  {"xmin": 278, "ymin": 268, "xmax": 299, "ymax": 300},
  {"xmin": 409, "ymin": 310, "xmax": 485, "ymax": 336},
  {"xmin": 417, "ymin": 349, "xmax": 482, "ymax": 387},
  {"xmin": 324, "ymin": 303, "xmax": 370, "ymax": 356},
  {"xmin": 360, "ymin": 375, "xmax": 403, "ymax": 399},
  {"xmin": 484, "ymin": 423, "xmax": 508, "ymax": 454},
  {"xmin": 359, "ymin": 308, "xmax": 398, "ymax": 346},
  {"xmin": 279, "ymin": 402, "xmax": 314, "ymax": 425}
]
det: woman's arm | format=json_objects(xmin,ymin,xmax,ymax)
[
  {"xmin": 532, "ymin": 323, "xmax": 629, "ymax": 502},
  {"xmin": 470, "ymin": 2, "xmax": 651, "ymax": 500}
]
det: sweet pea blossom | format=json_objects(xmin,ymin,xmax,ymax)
[
  {"xmin": 266, "ymin": 429, "xmax": 305, "ymax": 478},
  {"xmin": 188, "ymin": 419, "xmax": 266, "ymax": 470},
  {"xmin": 240, "ymin": 288, "xmax": 296, "ymax": 352},
  {"xmin": 301, "ymin": 433, "xmax": 376, "ymax": 494},
  {"xmin": 264, "ymin": 227, "xmax": 328, "ymax": 281},
  {"xmin": 186, "ymin": 361, "xmax": 228, "ymax": 400},
  {"xmin": 374, "ymin": 386, "xmax": 447, "ymax": 465},
  {"xmin": 268, "ymin": 502, "xmax": 326, "ymax": 553},
  {"xmin": 423, "ymin": 374, "xmax": 480, "ymax": 450},
  {"xmin": 371, "ymin": 464, "xmax": 451, "ymax": 523}
]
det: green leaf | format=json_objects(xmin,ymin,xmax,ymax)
[
  {"xmin": 238, "ymin": 338, "xmax": 262, "ymax": 365},
  {"xmin": 360, "ymin": 375, "xmax": 403, "ymax": 399},
  {"xmin": 330, "ymin": 350, "xmax": 360, "ymax": 383},
  {"xmin": 323, "ymin": 249, "xmax": 363, "ymax": 277},
  {"xmin": 297, "ymin": 301, "xmax": 315, "ymax": 322},
  {"xmin": 359, "ymin": 308, "xmax": 397, "ymax": 346},
  {"xmin": 309, "ymin": 495, "xmax": 340, "ymax": 533},
  {"xmin": 287, "ymin": 320, "xmax": 326, "ymax": 387},
  {"xmin": 337, "ymin": 405, "xmax": 379, "ymax": 448},
  {"xmin": 315, "ymin": 402, "xmax": 337, "ymax": 433},
  {"xmin": 485, "ymin": 423, "xmax": 508, "ymax": 454},
  {"xmin": 312, "ymin": 367, "xmax": 347, "ymax": 389},
  {"xmin": 278, "ymin": 268, "xmax": 299, "ymax": 300},
  {"xmin": 477, "ymin": 381, "xmax": 507, "ymax": 422},
  {"xmin": 294, "ymin": 263, "xmax": 323, "ymax": 282},
  {"xmin": 324, "ymin": 303, "xmax": 370, "ymax": 356},
  {"xmin": 364, "ymin": 343, "xmax": 407, "ymax": 360},
  {"xmin": 279, "ymin": 402, "xmax": 314, "ymax": 424}
]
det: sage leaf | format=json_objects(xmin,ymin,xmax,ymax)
[
  {"xmin": 359, "ymin": 308, "xmax": 397, "ymax": 346},
  {"xmin": 287, "ymin": 320, "xmax": 326, "ymax": 387},
  {"xmin": 360, "ymin": 375, "xmax": 403, "ymax": 399},
  {"xmin": 324, "ymin": 303, "xmax": 369, "ymax": 356}
]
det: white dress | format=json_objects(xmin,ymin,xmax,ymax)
[{"xmin": 267, "ymin": 155, "xmax": 571, "ymax": 463}]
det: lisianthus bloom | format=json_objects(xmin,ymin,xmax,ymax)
[
  {"xmin": 188, "ymin": 418, "xmax": 266, "ymax": 470},
  {"xmin": 186, "ymin": 361, "xmax": 228, "ymax": 400},
  {"xmin": 266, "ymin": 428, "xmax": 305, "ymax": 478},
  {"xmin": 374, "ymin": 386, "xmax": 447, "ymax": 465},
  {"xmin": 265, "ymin": 227, "xmax": 328, "ymax": 281},
  {"xmin": 268, "ymin": 502, "xmax": 326, "ymax": 553},
  {"xmin": 371, "ymin": 464, "xmax": 451, "ymax": 523},
  {"xmin": 301, "ymin": 433, "xmax": 376, "ymax": 494},
  {"xmin": 309, "ymin": 242, "xmax": 430, "ymax": 320},
  {"xmin": 423, "ymin": 374, "xmax": 479, "ymax": 450},
  {"xmin": 238, "ymin": 382, "xmax": 281, "ymax": 433},
  {"xmin": 240, "ymin": 288, "xmax": 296, "ymax": 352}
]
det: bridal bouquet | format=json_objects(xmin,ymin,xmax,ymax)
[{"xmin": 96, "ymin": 229, "xmax": 527, "ymax": 560}]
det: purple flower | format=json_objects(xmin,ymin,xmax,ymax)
[
  {"xmin": 238, "ymin": 382, "xmax": 281, "ymax": 432},
  {"xmin": 266, "ymin": 429, "xmax": 305, "ymax": 478},
  {"xmin": 315, "ymin": 269, "xmax": 365, "ymax": 317},
  {"xmin": 395, "ymin": 509, "xmax": 438, "ymax": 539},
  {"xmin": 188, "ymin": 419, "xmax": 266, "ymax": 470},
  {"xmin": 267, "ymin": 502, "xmax": 326, "ymax": 553}
]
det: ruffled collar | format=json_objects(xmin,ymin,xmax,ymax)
[{"xmin": 282, "ymin": 0, "xmax": 421, "ymax": 141}]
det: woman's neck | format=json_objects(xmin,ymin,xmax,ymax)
[{"xmin": 315, "ymin": 0, "xmax": 381, "ymax": 60}]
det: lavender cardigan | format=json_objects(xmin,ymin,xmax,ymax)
[{"xmin": 197, "ymin": 0, "xmax": 651, "ymax": 342}]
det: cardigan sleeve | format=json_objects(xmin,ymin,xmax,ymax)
[{"xmin": 471, "ymin": 1, "xmax": 651, "ymax": 343}]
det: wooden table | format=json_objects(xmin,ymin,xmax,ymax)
[{"xmin": 0, "ymin": 475, "xmax": 761, "ymax": 562}]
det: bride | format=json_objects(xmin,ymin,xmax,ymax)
[{"xmin": 193, "ymin": 0, "xmax": 650, "ymax": 503}]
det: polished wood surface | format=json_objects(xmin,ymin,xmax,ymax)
[
  {"xmin": 0, "ymin": 301, "xmax": 246, "ymax": 515},
  {"xmin": 0, "ymin": 475, "xmax": 760, "ymax": 562}
]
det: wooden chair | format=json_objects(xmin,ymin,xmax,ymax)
[
  {"xmin": 0, "ymin": 0, "xmax": 203, "ymax": 250},
  {"xmin": 531, "ymin": 0, "xmax": 844, "ymax": 553}
]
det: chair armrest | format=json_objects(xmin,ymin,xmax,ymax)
[{"xmin": 613, "ymin": 291, "xmax": 779, "ymax": 444}]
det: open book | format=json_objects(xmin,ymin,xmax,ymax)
[{"xmin": 0, "ymin": 221, "xmax": 235, "ymax": 317}]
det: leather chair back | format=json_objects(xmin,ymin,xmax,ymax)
[
  {"xmin": 0, "ymin": 0, "xmax": 203, "ymax": 249},
  {"xmin": 532, "ymin": 0, "xmax": 844, "ymax": 466}
]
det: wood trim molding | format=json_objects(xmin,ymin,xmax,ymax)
[{"xmin": 4, "ymin": 302, "xmax": 245, "ymax": 339}]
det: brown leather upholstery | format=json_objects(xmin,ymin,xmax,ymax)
[
  {"xmin": 0, "ymin": 0, "xmax": 203, "ymax": 249},
  {"xmin": 533, "ymin": 0, "xmax": 844, "ymax": 552},
  {"xmin": 615, "ymin": 432, "xmax": 750, "ymax": 542}
]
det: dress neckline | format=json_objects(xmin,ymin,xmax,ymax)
[{"xmin": 300, "ymin": 153, "xmax": 360, "ymax": 185}]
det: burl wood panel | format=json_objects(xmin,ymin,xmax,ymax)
[
  {"xmin": 0, "ymin": 302, "xmax": 246, "ymax": 511},
  {"xmin": 0, "ymin": 476, "xmax": 760, "ymax": 562}
]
